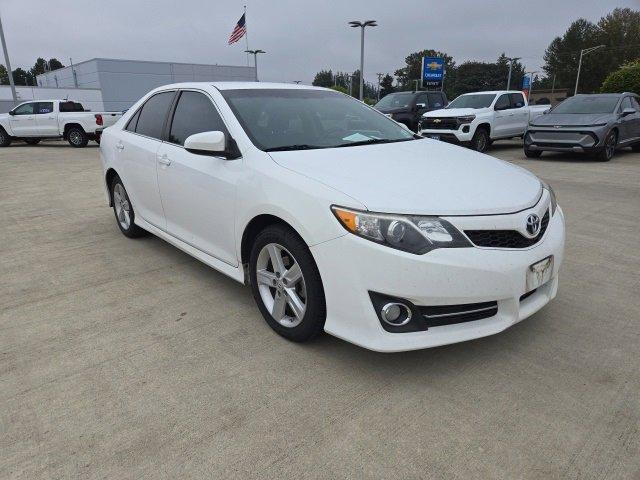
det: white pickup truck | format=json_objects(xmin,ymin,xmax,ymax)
[
  {"xmin": 0, "ymin": 100, "xmax": 122, "ymax": 148},
  {"xmin": 419, "ymin": 90, "xmax": 550, "ymax": 152}
]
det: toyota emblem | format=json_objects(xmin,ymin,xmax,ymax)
[{"xmin": 525, "ymin": 214, "xmax": 541, "ymax": 237}]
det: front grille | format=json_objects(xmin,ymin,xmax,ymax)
[
  {"xmin": 418, "ymin": 301, "xmax": 498, "ymax": 327},
  {"xmin": 465, "ymin": 211, "xmax": 550, "ymax": 249},
  {"xmin": 421, "ymin": 117, "xmax": 459, "ymax": 130}
]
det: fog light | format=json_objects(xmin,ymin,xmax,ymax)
[{"xmin": 381, "ymin": 302, "xmax": 412, "ymax": 326}]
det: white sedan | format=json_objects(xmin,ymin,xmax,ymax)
[{"xmin": 100, "ymin": 82, "xmax": 565, "ymax": 352}]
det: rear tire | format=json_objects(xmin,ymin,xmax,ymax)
[
  {"xmin": 524, "ymin": 148, "xmax": 542, "ymax": 158},
  {"xmin": 67, "ymin": 127, "xmax": 88, "ymax": 148},
  {"xmin": 0, "ymin": 128, "xmax": 11, "ymax": 147},
  {"xmin": 110, "ymin": 176, "xmax": 147, "ymax": 238},
  {"xmin": 249, "ymin": 224, "xmax": 326, "ymax": 343},
  {"xmin": 595, "ymin": 130, "xmax": 617, "ymax": 162},
  {"xmin": 24, "ymin": 138, "xmax": 41, "ymax": 145},
  {"xmin": 470, "ymin": 128, "xmax": 489, "ymax": 153}
]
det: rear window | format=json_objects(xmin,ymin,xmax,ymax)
[
  {"xmin": 59, "ymin": 101, "xmax": 85, "ymax": 112},
  {"xmin": 510, "ymin": 93, "xmax": 525, "ymax": 108}
]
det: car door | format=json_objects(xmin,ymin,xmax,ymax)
[
  {"xmin": 156, "ymin": 90, "xmax": 241, "ymax": 266},
  {"xmin": 34, "ymin": 101, "xmax": 58, "ymax": 136},
  {"xmin": 509, "ymin": 93, "xmax": 529, "ymax": 136},
  {"xmin": 628, "ymin": 97, "xmax": 640, "ymax": 143},
  {"xmin": 492, "ymin": 94, "xmax": 512, "ymax": 138},
  {"xmin": 117, "ymin": 90, "xmax": 176, "ymax": 230},
  {"xmin": 618, "ymin": 96, "xmax": 640, "ymax": 144},
  {"xmin": 9, "ymin": 102, "xmax": 38, "ymax": 136}
]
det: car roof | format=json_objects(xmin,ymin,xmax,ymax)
[
  {"xmin": 459, "ymin": 91, "xmax": 521, "ymax": 95},
  {"xmin": 149, "ymin": 81, "xmax": 330, "ymax": 91}
]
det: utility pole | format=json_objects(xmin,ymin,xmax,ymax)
[
  {"xmin": 505, "ymin": 57, "xmax": 521, "ymax": 90},
  {"xmin": 551, "ymin": 73, "xmax": 556, "ymax": 95},
  {"xmin": 244, "ymin": 49, "xmax": 265, "ymax": 82},
  {"xmin": 574, "ymin": 45, "xmax": 605, "ymax": 95},
  {"xmin": 525, "ymin": 71, "xmax": 538, "ymax": 103},
  {"xmin": 0, "ymin": 10, "xmax": 18, "ymax": 106},
  {"xmin": 376, "ymin": 72, "xmax": 383, "ymax": 101},
  {"xmin": 349, "ymin": 20, "xmax": 377, "ymax": 101},
  {"xmin": 70, "ymin": 57, "xmax": 78, "ymax": 87}
]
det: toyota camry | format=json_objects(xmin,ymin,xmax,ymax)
[{"xmin": 100, "ymin": 83, "xmax": 565, "ymax": 352}]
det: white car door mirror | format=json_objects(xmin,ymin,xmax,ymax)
[{"xmin": 184, "ymin": 131, "xmax": 226, "ymax": 155}]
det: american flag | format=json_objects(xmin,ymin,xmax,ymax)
[{"xmin": 228, "ymin": 13, "xmax": 246, "ymax": 45}]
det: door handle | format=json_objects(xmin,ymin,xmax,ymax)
[
  {"xmin": 48, "ymin": 116, "xmax": 55, "ymax": 119},
  {"xmin": 157, "ymin": 154, "xmax": 171, "ymax": 166},
  {"xmin": 115, "ymin": 142, "xmax": 124, "ymax": 151}
]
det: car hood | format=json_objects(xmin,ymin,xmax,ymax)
[
  {"xmin": 422, "ymin": 107, "xmax": 489, "ymax": 118},
  {"xmin": 268, "ymin": 139, "xmax": 541, "ymax": 216},
  {"xmin": 532, "ymin": 113, "xmax": 612, "ymax": 127}
]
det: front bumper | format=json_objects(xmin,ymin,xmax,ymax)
[
  {"xmin": 310, "ymin": 207, "xmax": 565, "ymax": 352},
  {"xmin": 419, "ymin": 126, "xmax": 474, "ymax": 143},
  {"xmin": 525, "ymin": 127, "xmax": 605, "ymax": 153}
]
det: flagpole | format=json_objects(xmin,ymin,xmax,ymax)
[{"xmin": 244, "ymin": 5, "xmax": 250, "ymax": 67}]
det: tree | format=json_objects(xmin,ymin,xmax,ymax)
[
  {"xmin": 0, "ymin": 64, "xmax": 8, "ymax": 85},
  {"xmin": 451, "ymin": 55, "xmax": 525, "ymax": 97},
  {"xmin": 379, "ymin": 74, "xmax": 394, "ymax": 98},
  {"xmin": 601, "ymin": 60, "xmax": 640, "ymax": 94},
  {"xmin": 312, "ymin": 69, "xmax": 334, "ymax": 88},
  {"xmin": 394, "ymin": 49, "xmax": 455, "ymax": 92},
  {"xmin": 11, "ymin": 68, "xmax": 31, "ymax": 86},
  {"xmin": 29, "ymin": 57, "xmax": 65, "ymax": 83}
]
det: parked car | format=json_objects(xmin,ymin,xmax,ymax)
[
  {"xmin": 0, "ymin": 100, "xmax": 122, "ymax": 148},
  {"xmin": 419, "ymin": 91, "xmax": 551, "ymax": 152},
  {"xmin": 373, "ymin": 90, "xmax": 448, "ymax": 131},
  {"xmin": 524, "ymin": 93, "xmax": 640, "ymax": 161},
  {"xmin": 100, "ymin": 82, "xmax": 565, "ymax": 352}
]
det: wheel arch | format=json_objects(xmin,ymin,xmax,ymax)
[
  {"xmin": 63, "ymin": 123, "xmax": 85, "ymax": 139},
  {"xmin": 476, "ymin": 122, "xmax": 491, "ymax": 137},
  {"xmin": 105, "ymin": 168, "xmax": 119, "ymax": 206},
  {"xmin": 240, "ymin": 214, "xmax": 304, "ymax": 268}
]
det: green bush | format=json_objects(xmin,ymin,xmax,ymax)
[
  {"xmin": 330, "ymin": 85, "xmax": 348, "ymax": 94},
  {"xmin": 601, "ymin": 61, "xmax": 640, "ymax": 94}
]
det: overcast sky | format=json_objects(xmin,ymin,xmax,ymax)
[{"xmin": 2, "ymin": 0, "xmax": 639, "ymax": 85}]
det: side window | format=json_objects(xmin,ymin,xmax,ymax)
[
  {"xmin": 495, "ymin": 94, "xmax": 510, "ymax": 110},
  {"xmin": 35, "ymin": 102, "xmax": 54, "ymax": 114},
  {"xmin": 134, "ymin": 91, "xmax": 176, "ymax": 140},
  {"xmin": 13, "ymin": 103, "xmax": 35, "ymax": 115},
  {"xmin": 631, "ymin": 97, "xmax": 640, "ymax": 110},
  {"xmin": 620, "ymin": 97, "xmax": 633, "ymax": 112},
  {"xmin": 427, "ymin": 93, "xmax": 444, "ymax": 109},
  {"xmin": 510, "ymin": 93, "xmax": 525, "ymax": 108},
  {"xmin": 125, "ymin": 109, "xmax": 141, "ymax": 132},
  {"xmin": 415, "ymin": 93, "xmax": 428, "ymax": 108},
  {"xmin": 168, "ymin": 91, "xmax": 227, "ymax": 146}
]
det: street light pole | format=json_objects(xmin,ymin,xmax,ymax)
[
  {"xmin": 244, "ymin": 49, "xmax": 265, "ymax": 82},
  {"xmin": 525, "ymin": 71, "xmax": 538, "ymax": 103},
  {"xmin": 0, "ymin": 10, "xmax": 17, "ymax": 106},
  {"xmin": 574, "ymin": 45, "xmax": 605, "ymax": 95},
  {"xmin": 349, "ymin": 20, "xmax": 377, "ymax": 101},
  {"xmin": 505, "ymin": 57, "xmax": 521, "ymax": 90},
  {"xmin": 376, "ymin": 72, "xmax": 383, "ymax": 101}
]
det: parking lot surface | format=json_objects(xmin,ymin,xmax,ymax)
[{"xmin": 1, "ymin": 140, "xmax": 639, "ymax": 479}]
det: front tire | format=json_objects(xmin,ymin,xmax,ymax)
[
  {"xmin": 0, "ymin": 128, "xmax": 12, "ymax": 147},
  {"xmin": 470, "ymin": 128, "xmax": 489, "ymax": 153},
  {"xmin": 24, "ymin": 138, "xmax": 41, "ymax": 145},
  {"xmin": 596, "ymin": 130, "xmax": 617, "ymax": 162},
  {"xmin": 249, "ymin": 225, "xmax": 326, "ymax": 342},
  {"xmin": 110, "ymin": 176, "xmax": 146, "ymax": 238},
  {"xmin": 67, "ymin": 127, "xmax": 88, "ymax": 148}
]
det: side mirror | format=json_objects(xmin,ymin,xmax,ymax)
[
  {"xmin": 184, "ymin": 131, "xmax": 241, "ymax": 159},
  {"xmin": 415, "ymin": 102, "xmax": 427, "ymax": 110},
  {"xmin": 543, "ymin": 109, "xmax": 549, "ymax": 114},
  {"xmin": 8, "ymin": 110, "xmax": 15, "ymax": 116},
  {"xmin": 494, "ymin": 104, "xmax": 509, "ymax": 111},
  {"xmin": 621, "ymin": 108, "xmax": 636, "ymax": 117}
]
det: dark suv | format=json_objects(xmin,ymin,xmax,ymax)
[{"xmin": 374, "ymin": 91, "xmax": 448, "ymax": 131}]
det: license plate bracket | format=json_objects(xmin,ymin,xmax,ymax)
[{"xmin": 526, "ymin": 255, "xmax": 553, "ymax": 292}]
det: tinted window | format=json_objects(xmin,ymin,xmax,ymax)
[
  {"xmin": 135, "ymin": 92, "xmax": 175, "ymax": 139},
  {"xmin": 374, "ymin": 92, "xmax": 415, "ymax": 109},
  {"xmin": 125, "ymin": 109, "xmax": 141, "ymax": 132},
  {"xmin": 631, "ymin": 97, "xmax": 640, "ymax": 110},
  {"xmin": 427, "ymin": 92, "xmax": 444, "ymax": 109},
  {"xmin": 415, "ymin": 93, "xmax": 428, "ymax": 107},
  {"xmin": 495, "ymin": 94, "xmax": 511, "ymax": 110},
  {"xmin": 553, "ymin": 96, "xmax": 619, "ymax": 114},
  {"xmin": 447, "ymin": 94, "xmax": 496, "ymax": 109},
  {"xmin": 35, "ymin": 102, "xmax": 54, "ymax": 114},
  {"xmin": 13, "ymin": 103, "xmax": 35, "ymax": 115},
  {"xmin": 59, "ymin": 101, "xmax": 85, "ymax": 112},
  {"xmin": 168, "ymin": 91, "xmax": 226, "ymax": 146},
  {"xmin": 620, "ymin": 97, "xmax": 633, "ymax": 112},
  {"xmin": 510, "ymin": 93, "xmax": 525, "ymax": 108}
]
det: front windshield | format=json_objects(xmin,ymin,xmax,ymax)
[
  {"xmin": 552, "ymin": 96, "xmax": 618, "ymax": 114},
  {"xmin": 374, "ymin": 92, "xmax": 414, "ymax": 109},
  {"xmin": 222, "ymin": 89, "xmax": 416, "ymax": 151},
  {"xmin": 447, "ymin": 94, "xmax": 496, "ymax": 109}
]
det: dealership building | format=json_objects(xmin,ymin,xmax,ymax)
[{"xmin": 35, "ymin": 57, "xmax": 256, "ymax": 111}]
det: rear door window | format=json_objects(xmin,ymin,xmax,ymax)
[
  {"xmin": 510, "ymin": 93, "xmax": 525, "ymax": 108},
  {"xmin": 35, "ymin": 102, "xmax": 54, "ymax": 114},
  {"xmin": 168, "ymin": 91, "xmax": 227, "ymax": 146},
  {"xmin": 134, "ymin": 91, "xmax": 176, "ymax": 140}
]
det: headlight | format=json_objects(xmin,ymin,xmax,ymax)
[
  {"xmin": 541, "ymin": 181, "xmax": 557, "ymax": 216},
  {"xmin": 331, "ymin": 206, "xmax": 471, "ymax": 254},
  {"xmin": 457, "ymin": 115, "xmax": 475, "ymax": 123}
]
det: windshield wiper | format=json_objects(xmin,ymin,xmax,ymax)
[
  {"xmin": 336, "ymin": 138, "xmax": 414, "ymax": 148},
  {"xmin": 264, "ymin": 144, "xmax": 328, "ymax": 152}
]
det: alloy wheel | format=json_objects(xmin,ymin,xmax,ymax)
[
  {"xmin": 113, "ymin": 183, "xmax": 131, "ymax": 229},
  {"xmin": 70, "ymin": 130, "xmax": 82, "ymax": 146},
  {"xmin": 604, "ymin": 132, "xmax": 616, "ymax": 160},
  {"xmin": 255, "ymin": 243, "xmax": 307, "ymax": 328}
]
